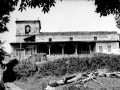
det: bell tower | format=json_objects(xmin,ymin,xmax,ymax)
[
  {"xmin": 16, "ymin": 20, "xmax": 41, "ymax": 35},
  {"xmin": 15, "ymin": 20, "xmax": 41, "ymax": 42}
]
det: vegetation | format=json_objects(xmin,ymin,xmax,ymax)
[{"xmin": 13, "ymin": 53, "xmax": 120, "ymax": 82}]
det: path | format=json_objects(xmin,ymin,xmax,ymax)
[{"xmin": 5, "ymin": 83, "xmax": 24, "ymax": 90}]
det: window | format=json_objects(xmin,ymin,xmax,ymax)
[
  {"xmin": 25, "ymin": 25, "xmax": 31, "ymax": 34},
  {"xmin": 108, "ymin": 45, "xmax": 111, "ymax": 52},
  {"xmin": 94, "ymin": 36, "xmax": 97, "ymax": 40},
  {"xmin": 99, "ymin": 46, "xmax": 103, "ymax": 53},
  {"xmin": 69, "ymin": 37, "xmax": 73, "ymax": 41},
  {"xmin": 49, "ymin": 38, "xmax": 52, "ymax": 42}
]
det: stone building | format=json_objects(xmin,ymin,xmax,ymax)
[{"xmin": 10, "ymin": 20, "xmax": 120, "ymax": 61}]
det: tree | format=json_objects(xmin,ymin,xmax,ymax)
[
  {"xmin": 0, "ymin": 0, "xmax": 19, "ymax": 33},
  {"xmin": 0, "ymin": 46, "xmax": 7, "ymax": 90}
]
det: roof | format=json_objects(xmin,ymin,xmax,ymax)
[
  {"xmin": 10, "ymin": 40, "xmax": 120, "ymax": 45},
  {"xmin": 36, "ymin": 31, "xmax": 118, "ymax": 36},
  {"xmin": 24, "ymin": 35, "xmax": 35, "ymax": 42},
  {"xmin": 15, "ymin": 20, "xmax": 40, "ymax": 24}
]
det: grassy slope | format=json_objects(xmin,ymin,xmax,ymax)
[
  {"xmin": 14, "ymin": 74, "xmax": 120, "ymax": 90},
  {"xmin": 13, "ymin": 54, "xmax": 120, "ymax": 90}
]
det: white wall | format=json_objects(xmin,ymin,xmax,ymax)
[
  {"xmin": 96, "ymin": 42, "xmax": 120, "ymax": 54},
  {"xmin": 35, "ymin": 34, "xmax": 120, "ymax": 42},
  {"xmin": 16, "ymin": 22, "xmax": 40, "ymax": 35}
]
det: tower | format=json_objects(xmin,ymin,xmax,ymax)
[{"xmin": 15, "ymin": 20, "xmax": 41, "ymax": 42}]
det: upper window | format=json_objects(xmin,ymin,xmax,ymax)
[
  {"xmin": 49, "ymin": 38, "xmax": 52, "ymax": 42},
  {"xmin": 69, "ymin": 37, "xmax": 73, "ymax": 41},
  {"xmin": 25, "ymin": 25, "xmax": 31, "ymax": 34},
  {"xmin": 94, "ymin": 36, "xmax": 97, "ymax": 40}
]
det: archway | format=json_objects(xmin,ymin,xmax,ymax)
[
  {"xmin": 77, "ymin": 42, "xmax": 90, "ymax": 54},
  {"xmin": 50, "ymin": 43, "xmax": 62, "ymax": 55},
  {"xmin": 64, "ymin": 43, "xmax": 75, "ymax": 54},
  {"xmin": 37, "ymin": 43, "xmax": 48, "ymax": 54}
]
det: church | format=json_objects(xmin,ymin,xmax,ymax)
[{"xmin": 10, "ymin": 20, "xmax": 120, "ymax": 61}]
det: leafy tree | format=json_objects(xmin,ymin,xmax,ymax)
[
  {"xmin": 0, "ymin": 0, "xmax": 19, "ymax": 33},
  {"xmin": 0, "ymin": 43, "xmax": 7, "ymax": 90}
]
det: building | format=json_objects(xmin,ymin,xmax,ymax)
[{"xmin": 10, "ymin": 20, "xmax": 120, "ymax": 61}]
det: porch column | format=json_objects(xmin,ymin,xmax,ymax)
[
  {"xmin": 46, "ymin": 44, "xmax": 52, "ymax": 55},
  {"xmin": 75, "ymin": 44, "xmax": 78, "ymax": 55},
  {"xmin": 73, "ymin": 43, "xmax": 78, "ymax": 55},
  {"xmin": 60, "ymin": 44, "xmax": 65, "ymax": 55},
  {"xmin": 35, "ymin": 46, "xmax": 37, "ymax": 54},
  {"xmin": 49, "ymin": 45, "xmax": 51, "ymax": 55},
  {"xmin": 19, "ymin": 43, "xmax": 22, "ymax": 61},
  {"xmin": 24, "ymin": 49, "xmax": 25, "ymax": 60},
  {"xmin": 89, "ymin": 43, "xmax": 91, "ymax": 54}
]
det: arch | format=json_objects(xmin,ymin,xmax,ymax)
[
  {"xmin": 37, "ymin": 43, "xmax": 48, "ymax": 54},
  {"xmin": 50, "ymin": 43, "xmax": 62, "ymax": 55},
  {"xmin": 64, "ymin": 43, "xmax": 75, "ymax": 54},
  {"xmin": 77, "ymin": 42, "xmax": 90, "ymax": 54}
]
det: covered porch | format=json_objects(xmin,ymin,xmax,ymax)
[{"xmin": 10, "ymin": 41, "xmax": 96, "ymax": 61}]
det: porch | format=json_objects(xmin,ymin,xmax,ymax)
[{"xmin": 10, "ymin": 41, "xmax": 96, "ymax": 61}]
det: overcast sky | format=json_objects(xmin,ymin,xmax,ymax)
[{"xmin": 1, "ymin": 1, "xmax": 120, "ymax": 53}]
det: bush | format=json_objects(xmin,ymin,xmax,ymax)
[
  {"xmin": 13, "ymin": 60, "xmax": 38, "ymax": 81},
  {"xmin": 3, "ymin": 58, "xmax": 19, "ymax": 82},
  {"xmin": 13, "ymin": 53, "xmax": 120, "ymax": 80}
]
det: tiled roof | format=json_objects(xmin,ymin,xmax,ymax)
[
  {"xmin": 36, "ymin": 31, "xmax": 118, "ymax": 36},
  {"xmin": 15, "ymin": 20, "xmax": 40, "ymax": 23}
]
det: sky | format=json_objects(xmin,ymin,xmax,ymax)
[{"xmin": 1, "ymin": 1, "xmax": 120, "ymax": 53}]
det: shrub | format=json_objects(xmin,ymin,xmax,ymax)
[
  {"xmin": 13, "ymin": 53, "xmax": 120, "ymax": 80},
  {"xmin": 13, "ymin": 60, "xmax": 38, "ymax": 81},
  {"xmin": 37, "ymin": 61, "xmax": 56, "ymax": 77},
  {"xmin": 3, "ymin": 58, "xmax": 19, "ymax": 82}
]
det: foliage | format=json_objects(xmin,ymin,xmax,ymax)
[
  {"xmin": 19, "ymin": 0, "xmax": 56, "ymax": 13},
  {"xmin": 95, "ymin": 0, "xmax": 120, "ymax": 16},
  {"xmin": 13, "ymin": 60, "xmax": 38, "ymax": 81},
  {"xmin": 0, "ymin": 0, "xmax": 19, "ymax": 33},
  {"xmin": 3, "ymin": 59, "xmax": 19, "ymax": 83},
  {"xmin": 0, "ymin": 48, "xmax": 6, "ymax": 64},
  {"xmin": 13, "ymin": 53, "xmax": 120, "ymax": 81}
]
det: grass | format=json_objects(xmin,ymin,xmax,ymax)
[
  {"xmin": 13, "ymin": 53, "xmax": 120, "ymax": 90},
  {"xmin": 13, "ymin": 74, "xmax": 120, "ymax": 90}
]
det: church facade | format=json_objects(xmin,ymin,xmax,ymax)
[{"xmin": 10, "ymin": 20, "xmax": 120, "ymax": 61}]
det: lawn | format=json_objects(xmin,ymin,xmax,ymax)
[
  {"xmin": 13, "ymin": 75, "xmax": 120, "ymax": 90},
  {"xmin": 12, "ymin": 53, "xmax": 120, "ymax": 90}
]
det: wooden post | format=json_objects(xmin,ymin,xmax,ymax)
[
  {"xmin": 46, "ymin": 44, "xmax": 52, "ymax": 55},
  {"xmin": 89, "ymin": 43, "xmax": 91, "ymax": 54},
  {"xmin": 48, "ymin": 45, "xmax": 50, "ymax": 55},
  {"xmin": 75, "ymin": 44, "xmax": 78, "ymax": 55},
  {"xmin": 62, "ymin": 48, "xmax": 64, "ymax": 55},
  {"xmin": 60, "ymin": 44, "xmax": 65, "ymax": 55},
  {"xmin": 73, "ymin": 43, "xmax": 78, "ymax": 55},
  {"xmin": 19, "ymin": 43, "xmax": 21, "ymax": 61}
]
